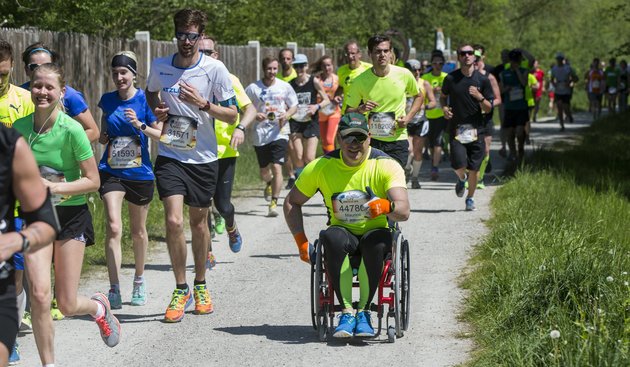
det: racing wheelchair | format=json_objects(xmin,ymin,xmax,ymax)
[{"xmin": 310, "ymin": 227, "xmax": 410, "ymax": 342}]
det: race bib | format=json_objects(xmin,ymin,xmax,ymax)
[
  {"xmin": 591, "ymin": 80, "xmax": 601, "ymax": 90},
  {"xmin": 108, "ymin": 136, "xmax": 141, "ymax": 169},
  {"xmin": 509, "ymin": 87, "xmax": 524, "ymax": 101},
  {"xmin": 455, "ymin": 124, "xmax": 478, "ymax": 144},
  {"xmin": 368, "ymin": 112, "xmax": 397, "ymax": 138},
  {"xmin": 608, "ymin": 87, "xmax": 617, "ymax": 94},
  {"xmin": 320, "ymin": 103, "xmax": 336, "ymax": 116},
  {"xmin": 39, "ymin": 166, "xmax": 70, "ymax": 206},
  {"xmin": 331, "ymin": 190, "xmax": 370, "ymax": 223},
  {"xmin": 160, "ymin": 115, "xmax": 198, "ymax": 150},
  {"xmin": 292, "ymin": 104, "xmax": 310, "ymax": 122}
]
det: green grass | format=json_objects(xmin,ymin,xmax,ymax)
[{"xmin": 462, "ymin": 112, "xmax": 630, "ymax": 366}]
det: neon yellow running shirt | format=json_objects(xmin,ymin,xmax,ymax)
[
  {"xmin": 277, "ymin": 68, "xmax": 297, "ymax": 83},
  {"xmin": 337, "ymin": 61, "xmax": 372, "ymax": 113},
  {"xmin": 0, "ymin": 85, "xmax": 34, "ymax": 128},
  {"xmin": 216, "ymin": 74, "xmax": 252, "ymax": 159},
  {"xmin": 421, "ymin": 71, "xmax": 447, "ymax": 119}
]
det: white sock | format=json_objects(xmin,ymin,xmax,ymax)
[
  {"xmin": 43, "ymin": 364, "xmax": 55, "ymax": 367},
  {"xmin": 17, "ymin": 290, "xmax": 27, "ymax": 323},
  {"xmin": 91, "ymin": 300, "xmax": 105, "ymax": 319},
  {"xmin": 412, "ymin": 160, "xmax": 422, "ymax": 178},
  {"xmin": 134, "ymin": 275, "xmax": 144, "ymax": 284}
]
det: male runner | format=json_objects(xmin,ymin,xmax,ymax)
[{"xmin": 336, "ymin": 40, "xmax": 372, "ymax": 113}]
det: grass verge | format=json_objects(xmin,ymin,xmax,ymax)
[{"xmin": 462, "ymin": 112, "xmax": 630, "ymax": 366}]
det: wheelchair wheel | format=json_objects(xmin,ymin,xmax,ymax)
[
  {"xmin": 401, "ymin": 238, "xmax": 411, "ymax": 331},
  {"xmin": 312, "ymin": 240, "xmax": 330, "ymax": 341},
  {"xmin": 393, "ymin": 232, "xmax": 404, "ymax": 338},
  {"xmin": 387, "ymin": 326, "xmax": 396, "ymax": 343},
  {"xmin": 310, "ymin": 244, "xmax": 318, "ymax": 331}
]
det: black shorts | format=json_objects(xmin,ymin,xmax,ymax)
[
  {"xmin": 56, "ymin": 204, "xmax": 95, "ymax": 246},
  {"xmin": 556, "ymin": 94, "xmax": 571, "ymax": 103},
  {"xmin": 154, "ymin": 155, "xmax": 218, "ymax": 208},
  {"xmin": 254, "ymin": 139, "xmax": 289, "ymax": 168},
  {"xmin": 289, "ymin": 119, "xmax": 320, "ymax": 138},
  {"xmin": 483, "ymin": 116, "xmax": 495, "ymax": 135},
  {"xmin": 406, "ymin": 121, "xmax": 426, "ymax": 137},
  {"xmin": 0, "ymin": 278, "xmax": 18, "ymax": 353},
  {"xmin": 426, "ymin": 117, "xmax": 447, "ymax": 148},
  {"xmin": 370, "ymin": 139, "xmax": 409, "ymax": 168},
  {"xmin": 450, "ymin": 137, "xmax": 486, "ymax": 171},
  {"xmin": 504, "ymin": 109, "xmax": 529, "ymax": 128},
  {"xmin": 588, "ymin": 92, "xmax": 603, "ymax": 102},
  {"xmin": 99, "ymin": 171, "xmax": 154, "ymax": 206}
]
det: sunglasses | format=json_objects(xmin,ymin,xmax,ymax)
[
  {"xmin": 200, "ymin": 49, "xmax": 217, "ymax": 56},
  {"xmin": 342, "ymin": 134, "xmax": 368, "ymax": 145},
  {"xmin": 459, "ymin": 50, "xmax": 475, "ymax": 57},
  {"xmin": 432, "ymin": 62, "xmax": 444, "ymax": 65},
  {"xmin": 27, "ymin": 62, "xmax": 55, "ymax": 72},
  {"xmin": 175, "ymin": 32, "xmax": 201, "ymax": 42}
]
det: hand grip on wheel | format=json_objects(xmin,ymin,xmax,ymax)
[{"xmin": 363, "ymin": 186, "xmax": 392, "ymax": 219}]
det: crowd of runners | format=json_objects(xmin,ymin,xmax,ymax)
[{"xmin": 0, "ymin": 6, "xmax": 628, "ymax": 366}]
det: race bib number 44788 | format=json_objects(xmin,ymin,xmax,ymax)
[{"xmin": 331, "ymin": 190, "xmax": 370, "ymax": 223}]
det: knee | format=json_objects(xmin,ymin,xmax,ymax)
[
  {"xmin": 320, "ymin": 227, "xmax": 348, "ymax": 253},
  {"xmin": 56, "ymin": 297, "xmax": 77, "ymax": 316},
  {"xmin": 166, "ymin": 215, "xmax": 184, "ymax": 234},
  {"xmin": 189, "ymin": 214, "xmax": 208, "ymax": 233},
  {"xmin": 130, "ymin": 227, "xmax": 147, "ymax": 243},
  {"xmin": 106, "ymin": 220, "xmax": 123, "ymax": 239},
  {"xmin": 29, "ymin": 284, "xmax": 51, "ymax": 308}
]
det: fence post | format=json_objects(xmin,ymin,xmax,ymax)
[
  {"xmin": 135, "ymin": 31, "xmax": 151, "ymax": 76},
  {"xmin": 409, "ymin": 47, "xmax": 416, "ymax": 60},
  {"xmin": 248, "ymin": 40, "xmax": 260, "ymax": 80},
  {"xmin": 315, "ymin": 43, "xmax": 325, "ymax": 57},
  {"xmin": 286, "ymin": 42, "xmax": 297, "ymax": 54}
]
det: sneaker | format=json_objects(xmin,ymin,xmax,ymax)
[
  {"xmin": 333, "ymin": 313, "xmax": 356, "ymax": 338},
  {"xmin": 192, "ymin": 284, "xmax": 214, "ymax": 315},
  {"xmin": 228, "ymin": 228, "xmax": 243, "ymax": 253},
  {"xmin": 263, "ymin": 183, "xmax": 272, "ymax": 202},
  {"xmin": 164, "ymin": 288, "xmax": 193, "ymax": 323},
  {"xmin": 214, "ymin": 215, "xmax": 225, "ymax": 235},
  {"xmin": 20, "ymin": 311, "xmax": 32, "ymax": 331},
  {"xmin": 411, "ymin": 178, "xmax": 421, "ymax": 189},
  {"xmin": 8, "ymin": 341, "xmax": 19, "ymax": 365},
  {"xmin": 455, "ymin": 176, "xmax": 467, "ymax": 198},
  {"xmin": 477, "ymin": 182, "xmax": 486, "ymax": 190},
  {"xmin": 268, "ymin": 201, "xmax": 279, "ymax": 217},
  {"xmin": 285, "ymin": 177, "xmax": 296, "ymax": 190},
  {"xmin": 50, "ymin": 298, "xmax": 64, "ymax": 320},
  {"xmin": 91, "ymin": 292, "xmax": 121, "ymax": 347},
  {"xmin": 108, "ymin": 288, "xmax": 122, "ymax": 310},
  {"xmin": 465, "ymin": 197, "xmax": 476, "ymax": 211},
  {"xmin": 130, "ymin": 281, "xmax": 147, "ymax": 306},
  {"xmin": 354, "ymin": 310, "xmax": 375, "ymax": 337},
  {"xmin": 498, "ymin": 147, "xmax": 507, "ymax": 158},
  {"xmin": 206, "ymin": 252, "xmax": 217, "ymax": 270},
  {"xmin": 430, "ymin": 167, "xmax": 439, "ymax": 181}
]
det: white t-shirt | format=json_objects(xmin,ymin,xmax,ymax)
[
  {"xmin": 147, "ymin": 53, "xmax": 235, "ymax": 164},
  {"xmin": 245, "ymin": 78, "xmax": 298, "ymax": 146}
]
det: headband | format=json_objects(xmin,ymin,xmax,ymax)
[
  {"xmin": 29, "ymin": 47, "xmax": 52, "ymax": 56},
  {"xmin": 111, "ymin": 54, "xmax": 137, "ymax": 75}
]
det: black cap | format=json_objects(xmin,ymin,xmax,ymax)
[{"xmin": 338, "ymin": 113, "xmax": 369, "ymax": 137}]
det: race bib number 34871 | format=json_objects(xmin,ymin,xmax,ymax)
[{"xmin": 160, "ymin": 115, "xmax": 198, "ymax": 150}]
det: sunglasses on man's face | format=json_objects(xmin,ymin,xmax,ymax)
[
  {"xmin": 459, "ymin": 50, "xmax": 475, "ymax": 57},
  {"xmin": 175, "ymin": 32, "xmax": 201, "ymax": 42},
  {"xmin": 342, "ymin": 134, "xmax": 368, "ymax": 145}
]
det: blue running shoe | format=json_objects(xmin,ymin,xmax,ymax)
[
  {"xmin": 333, "ymin": 313, "xmax": 356, "ymax": 338},
  {"xmin": 465, "ymin": 197, "xmax": 476, "ymax": 211},
  {"xmin": 455, "ymin": 176, "xmax": 467, "ymax": 197},
  {"xmin": 108, "ymin": 288, "xmax": 122, "ymax": 310},
  {"xmin": 228, "ymin": 227, "xmax": 242, "ymax": 253},
  {"xmin": 9, "ymin": 341, "xmax": 19, "ymax": 365},
  {"xmin": 354, "ymin": 310, "xmax": 375, "ymax": 337}
]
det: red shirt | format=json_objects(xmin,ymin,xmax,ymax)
[{"xmin": 533, "ymin": 68, "xmax": 545, "ymax": 99}]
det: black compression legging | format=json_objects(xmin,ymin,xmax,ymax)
[
  {"xmin": 320, "ymin": 226, "xmax": 391, "ymax": 310},
  {"xmin": 209, "ymin": 157, "xmax": 237, "ymax": 229}
]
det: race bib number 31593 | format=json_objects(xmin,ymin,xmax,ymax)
[
  {"xmin": 160, "ymin": 115, "xmax": 198, "ymax": 150},
  {"xmin": 108, "ymin": 136, "xmax": 141, "ymax": 169}
]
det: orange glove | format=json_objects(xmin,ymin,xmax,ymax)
[
  {"xmin": 293, "ymin": 232, "xmax": 310, "ymax": 264},
  {"xmin": 363, "ymin": 186, "xmax": 393, "ymax": 219}
]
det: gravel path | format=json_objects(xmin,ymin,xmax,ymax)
[{"xmin": 16, "ymin": 113, "xmax": 590, "ymax": 366}]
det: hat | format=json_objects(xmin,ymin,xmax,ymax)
[
  {"xmin": 338, "ymin": 113, "xmax": 369, "ymax": 137},
  {"xmin": 555, "ymin": 52, "xmax": 565, "ymax": 59},
  {"xmin": 405, "ymin": 59, "xmax": 421, "ymax": 70},
  {"xmin": 292, "ymin": 53, "xmax": 308, "ymax": 65}
]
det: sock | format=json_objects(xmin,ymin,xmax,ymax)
[
  {"xmin": 110, "ymin": 283, "xmax": 120, "ymax": 293},
  {"xmin": 91, "ymin": 300, "xmax": 105, "ymax": 319},
  {"xmin": 176, "ymin": 283, "xmax": 188, "ymax": 291},
  {"xmin": 193, "ymin": 279, "xmax": 206, "ymax": 286},
  {"xmin": 459, "ymin": 173, "xmax": 467, "ymax": 182},
  {"xmin": 227, "ymin": 224, "xmax": 237, "ymax": 233},
  {"xmin": 134, "ymin": 275, "xmax": 144, "ymax": 284},
  {"xmin": 17, "ymin": 290, "xmax": 26, "ymax": 323},
  {"xmin": 271, "ymin": 197, "xmax": 278, "ymax": 204},
  {"xmin": 43, "ymin": 364, "xmax": 55, "ymax": 367},
  {"xmin": 478, "ymin": 155, "xmax": 490, "ymax": 181},
  {"xmin": 411, "ymin": 160, "xmax": 422, "ymax": 178}
]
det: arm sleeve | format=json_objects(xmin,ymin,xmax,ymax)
[
  {"xmin": 71, "ymin": 122, "xmax": 94, "ymax": 162},
  {"xmin": 64, "ymin": 87, "xmax": 89, "ymax": 117},
  {"xmin": 344, "ymin": 80, "xmax": 362, "ymax": 108},
  {"xmin": 144, "ymin": 99, "xmax": 158, "ymax": 126},
  {"xmin": 381, "ymin": 159, "xmax": 407, "ymax": 191},
  {"xmin": 294, "ymin": 158, "xmax": 322, "ymax": 197},
  {"xmin": 212, "ymin": 64, "xmax": 237, "ymax": 104},
  {"xmin": 232, "ymin": 77, "xmax": 252, "ymax": 108},
  {"xmin": 405, "ymin": 70, "xmax": 419, "ymax": 97},
  {"xmin": 482, "ymin": 76, "xmax": 494, "ymax": 100},
  {"xmin": 285, "ymin": 86, "xmax": 298, "ymax": 108},
  {"xmin": 441, "ymin": 75, "xmax": 452, "ymax": 96}
]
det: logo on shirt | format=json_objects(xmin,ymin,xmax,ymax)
[
  {"xmin": 159, "ymin": 72, "xmax": 174, "ymax": 76},
  {"xmin": 9, "ymin": 104, "xmax": 20, "ymax": 113},
  {"xmin": 163, "ymin": 87, "xmax": 179, "ymax": 94}
]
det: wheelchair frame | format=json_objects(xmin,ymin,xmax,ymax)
[{"xmin": 310, "ymin": 228, "xmax": 410, "ymax": 342}]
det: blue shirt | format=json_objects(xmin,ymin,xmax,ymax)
[
  {"xmin": 98, "ymin": 89, "xmax": 156, "ymax": 181},
  {"xmin": 20, "ymin": 82, "xmax": 89, "ymax": 117}
]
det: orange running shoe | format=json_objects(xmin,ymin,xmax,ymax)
[
  {"xmin": 193, "ymin": 284, "xmax": 214, "ymax": 315},
  {"xmin": 164, "ymin": 288, "xmax": 193, "ymax": 323}
]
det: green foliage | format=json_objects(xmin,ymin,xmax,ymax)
[{"xmin": 462, "ymin": 113, "xmax": 630, "ymax": 366}]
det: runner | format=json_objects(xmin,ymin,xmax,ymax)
[
  {"xmin": 283, "ymin": 112, "xmax": 410, "ymax": 338},
  {"xmin": 584, "ymin": 58, "xmax": 605, "ymax": 120},
  {"xmin": 145, "ymin": 8, "xmax": 238, "ymax": 322},
  {"xmin": 312, "ymin": 55, "xmax": 341, "ymax": 154},
  {"xmin": 13, "ymin": 63, "xmax": 121, "ymax": 365},
  {"xmin": 604, "ymin": 57, "xmax": 620, "ymax": 114},
  {"xmin": 336, "ymin": 40, "xmax": 372, "ymax": 113},
  {"xmin": 499, "ymin": 49, "xmax": 529, "ymax": 161},
  {"xmin": 245, "ymin": 56, "xmax": 298, "ymax": 217},
  {"xmin": 531, "ymin": 60, "xmax": 545, "ymax": 122},
  {"xmin": 619, "ymin": 59, "xmax": 628, "ymax": 112},
  {"xmin": 421, "ymin": 52, "xmax": 449, "ymax": 182},
  {"xmin": 288, "ymin": 54, "xmax": 330, "ymax": 181},
  {"xmin": 441, "ymin": 43, "xmax": 494, "ymax": 211},
  {"xmin": 20, "ymin": 43, "xmax": 99, "ymax": 142},
  {"xmin": 551, "ymin": 53, "xmax": 578, "ymax": 131},
  {"xmin": 0, "ymin": 121, "xmax": 57, "ymax": 367},
  {"xmin": 277, "ymin": 49, "xmax": 297, "ymax": 188},
  {"xmin": 346, "ymin": 34, "xmax": 423, "ymax": 168},
  {"xmin": 198, "ymin": 36, "xmax": 256, "ymax": 261},
  {"xmin": 97, "ymin": 51, "xmax": 156, "ymax": 310}
]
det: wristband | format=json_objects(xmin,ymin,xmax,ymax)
[
  {"xmin": 235, "ymin": 124, "xmax": 245, "ymax": 131},
  {"xmin": 18, "ymin": 232, "xmax": 30, "ymax": 252},
  {"xmin": 479, "ymin": 97, "xmax": 485, "ymax": 103},
  {"xmin": 200, "ymin": 100, "xmax": 211, "ymax": 112}
]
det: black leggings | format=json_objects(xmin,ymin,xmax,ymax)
[
  {"xmin": 320, "ymin": 226, "xmax": 391, "ymax": 309},
  {"xmin": 209, "ymin": 157, "xmax": 237, "ymax": 229},
  {"xmin": 0, "ymin": 278, "xmax": 18, "ymax": 354}
]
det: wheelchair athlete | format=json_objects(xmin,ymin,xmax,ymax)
[{"xmin": 284, "ymin": 112, "xmax": 410, "ymax": 338}]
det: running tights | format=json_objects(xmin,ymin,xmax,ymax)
[
  {"xmin": 319, "ymin": 114, "xmax": 341, "ymax": 153},
  {"xmin": 212, "ymin": 157, "xmax": 236, "ymax": 228}
]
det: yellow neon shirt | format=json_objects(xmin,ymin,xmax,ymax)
[
  {"xmin": 421, "ymin": 71, "xmax": 447, "ymax": 119},
  {"xmin": 216, "ymin": 74, "xmax": 252, "ymax": 159},
  {"xmin": 526, "ymin": 73, "xmax": 537, "ymax": 107},
  {"xmin": 0, "ymin": 85, "xmax": 34, "ymax": 128},
  {"xmin": 337, "ymin": 61, "xmax": 372, "ymax": 113},
  {"xmin": 277, "ymin": 68, "xmax": 297, "ymax": 83}
]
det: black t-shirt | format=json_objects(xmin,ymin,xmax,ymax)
[
  {"xmin": 442, "ymin": 69, "xmax": 494, "ymax": 133},
  {"xmin": 491, "ymin": 63, "xmax": 505, "ymax": 81},
  {"xmin": 290, "ymin": 75, "xmax": 319, "ymax": 123},
  {"xmin": 0, "ymin": 124, "xmax": 19, "ymax": 293}
]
